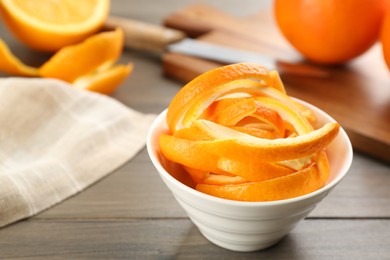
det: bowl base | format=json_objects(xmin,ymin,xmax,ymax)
[{"xmin": 198, "ymin": 228, "xmax": 284, "ymax": 252}]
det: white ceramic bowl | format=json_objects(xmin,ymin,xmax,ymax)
[{"xmin": 147, "ymin": 99, "xmax": 353, "ymax": 252}]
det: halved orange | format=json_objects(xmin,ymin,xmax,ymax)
[{"xmin": 0, "ymin": 0, "xmax": 110, "ymax": 52}]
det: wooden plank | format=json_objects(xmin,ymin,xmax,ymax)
[
  {"xmin": 162, "ymin": 4, "xmax": 390, "ymax": 162},
  {"xmin": 32, "ymin": 150, "xmax": 390, "ymax": 220},
  {"xmin": 0, "ymin": 219, "xmax": 389, "ymax": 258}
]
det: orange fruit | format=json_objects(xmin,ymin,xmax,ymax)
[
  {"xmin": 274, "ymin": 0, "xmax": 388, "ymax": 64},
  {"xmin": 160, "ymin": 63, "xmax": 339, "ymax": 202},
  {"xmin": 381, "ymin": 8, "xmax": 390, "ymax": 70},
  {"xmin": 40, "ymin": 28, "xmax": 124, "ymax": 83},
  {"xmin": 0, "ymin": 0, "xmax": 110, "ymax": 52},
  {"xmin": 0, "ymin": 38, "xmax": 38, "ymax": 76}
]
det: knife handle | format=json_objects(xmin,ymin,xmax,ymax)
[{"xmin": 104, "ymin": 16, "xmax": 186, "ymax": 52}]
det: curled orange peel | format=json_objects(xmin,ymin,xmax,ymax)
[
  {"xmin": 39, "ymin": 28, "xmax": 124, "ymax": 83},
  {"xmin": 193, "ymin": 119, "xmax": 339, "ymax": 162},
  {"xmin": 0, "ymin": 28, "xmax": 131, "ymax": 95},
  {"xmin": 196, "ymin": 162, "xmax": 326, "ymax": 202},
  {"xmin": 159, "ymin": 63, "xmax": 339, "ymax": 201},
  {"xmin": 0, "ymin": 38, "xmax": 39, "ymax": 76}
]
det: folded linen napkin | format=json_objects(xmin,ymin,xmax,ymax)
[{"xmin": 0, "ymin": 78, "xmax": 156, "ymax": 227}]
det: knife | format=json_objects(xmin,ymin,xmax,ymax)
[{"xmin": 104, "ymin": 16, "xmax": 328, "ymax": 77}]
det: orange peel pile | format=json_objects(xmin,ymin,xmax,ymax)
[
  {"xmin": 159, "ymin": 63, "xmax": 340, "ymax": 202},
  {"xmin": 0, "ymin": 28, "xmax": 131, "ymax": 94},
  {"xmin": 0, "ymin": 0, "xmax": 131, "ymax": 95}
]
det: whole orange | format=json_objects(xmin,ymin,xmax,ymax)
[
  {"xmin": 382, "ymin": 9, "xmax": 390, "ymax": 69},
  {"xmin": 274, "ymin": 0, "xmax": 388, "ymax": 64}
]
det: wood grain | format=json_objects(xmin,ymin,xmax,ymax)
[
  {"xmin": 162, "ymin": 4, "xmax": 390, "ymax": 162},
  {"xmin": 32, "ymin": 150, "xmax": 390, "ymax": 220},
  {"xmin": 0, "ymin": 219, "xmax": 389, "ymax": 259},
  {"xmin": 0, "ymin": 1, "xmax": 389, "ymax": 259}
]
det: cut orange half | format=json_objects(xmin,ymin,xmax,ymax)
[{"xmin": 0, "ymin": 0, "xmax": 110, "ymax": 52}]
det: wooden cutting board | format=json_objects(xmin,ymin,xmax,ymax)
[{"xmin": 162, "ymin": 4, "xmax": 390, "ymax": 162}]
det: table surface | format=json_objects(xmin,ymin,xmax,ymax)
[{"xmin": 1, "ymin": 1, "xmax": 390, "ymax": 259}]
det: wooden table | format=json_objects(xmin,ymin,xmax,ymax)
[{"xmin": 1, "ymin": 1, "xmax": 389, "ymax": 258}]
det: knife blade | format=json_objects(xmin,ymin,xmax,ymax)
[{"xmin": 104, "ymin": 16, "xmax": 328, "ymax": 77}]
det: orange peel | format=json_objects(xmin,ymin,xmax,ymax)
[
  {"xmin": 194, "ymin": 119, "xmax": 339, "ymax": 162},
  {"xmin": 167, "ymin": 63, "xmax": 273, "ymax": 132},
  {"xmin": 74, "ymin": 63, "xmax": 133, "ymax": 95},
  {"xmin": 40, "ymin": 28, "xmax": 124, "ymax": 83},
  {"xmin": 196, "ymin": 162, "xmax": 326, "ymax": 202},
  {"xmin": 159, "ymin": 63, "xmax": 340, "ymax": 201},
  {"xmin": 0, "ymin": 38, "xmax": 38, "ymax": 76}
]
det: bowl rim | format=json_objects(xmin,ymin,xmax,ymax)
[{"xmin": 147, "ymin": 99, "xmax": 353, "ymax": 207}]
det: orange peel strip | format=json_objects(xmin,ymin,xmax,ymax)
[
  {"xmin": 194, "ymin": 119, "xmax": 339, "ymax": 162},
  {"xmin": 258, "ymin": 86, "xmax": 316, "ymax": 124},
  {"xmin": 200, "ymin": 173, "xmax": 249, "ymax": 186},
  {"xmin": 179, "ymin": 79, "xmax": 267, "ymax": 131},
  {"xmin": 200, "ymin": 98, "xmax": 243, "ymax": 122},
  {"xmin": 253, "ymin": 96, "xmax": 313, "ymax": 135},
  {"xmin": 160, "ymin": 133, "xmax": 296, "ymax": 182},
  {"xmin": 183, "ymin": 166, "xmax": 248, "ymax": 185},
  {"xmin": 229, "ymin": 126, "xmax": 277, "ymax": 139},
  {"xmin": 0, "ymin": 38, "xmax": 39, "ymax": 76},
  {"xmin": 73, "ymin": 63, "xmax": 133, "ymax": 95},
  {"xmin": 39, "ymin": 28, "xmax": 124, "ymax": 82},
  {"xmin": 215, "ymin": 98, "xmax": 257, "ymax": 126},
  {"xmin": 159, "ymin": 133, "xmax": 223, "ymax": 175},
  {"xmin": 182, "ymin": 166, "xmax": 210, "ymax": 184},
  {"xmin": 214, "ymin": 97, "xmax": 285, "ymax": 138},
  {"xmin": 167, "ymin": 63, "xmax": 276, "ymax": 132},
  {"xmin": 216, "ymin": 157, "xmax": 294, "ymax": 182},
  {"xmin": 170, "ymin": 79, "xmax": 314, "ymax": 133},
  {"xmin": 196, "ymin": 162, "xmax": 326, "ymax": 202}
]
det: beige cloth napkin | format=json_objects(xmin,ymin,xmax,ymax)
[{"xmin": 0, "ymin": 78, "xmax": 156, "ymax": 227}]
